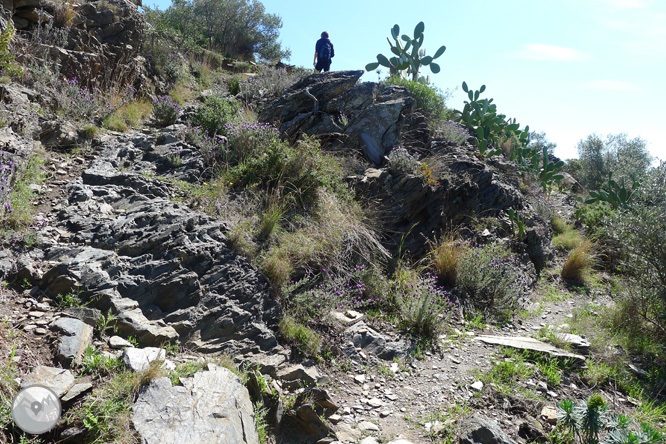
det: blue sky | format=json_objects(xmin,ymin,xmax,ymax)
[{"xmin": 146, "ymin": 0, "xmax": 665, "ymax": 161}]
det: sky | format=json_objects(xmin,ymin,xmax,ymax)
[{"xmin": 146, "ymin": 0, "xmax": 666, "ymax": 162}]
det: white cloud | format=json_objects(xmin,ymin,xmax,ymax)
[
  {"xmin": 510, "ymin": 44, "xmax": 588, "ymax": 62},
  {"xmin": 582, "ymin": 80, "xmax": 640, "ymax": 91},
  {"xmin": 607, "ymin": 0, "xmax": 652, "ymax": 8}
]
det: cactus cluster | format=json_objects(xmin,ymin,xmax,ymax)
[
  {"xmin": 365, "ymin": 22, "xmax": 446, "ymax": 82},
  {"xmin": 586, "ymin": 172, "xmax": 640, "ymax": 209},
  {"xmin": 453, "ymin": 82, "xmax": 530, "ymax": 158},
  {"xmin": 514, "ymin": 145, "xmax": 565, "ymax": 190}
]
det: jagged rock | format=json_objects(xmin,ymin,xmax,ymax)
[
  {"xmin": 276, "ymin": 364, "xmax": 320, "ymax": 390},
  {"xmin": 39, "ymin": 121, "xmax": 78, "ymax": 148},
  {"xmin": 242, "ymin": 353, "xmax": 287, "ymax": 377},
  {"xmin": 540, "ymin": 406, "xmax": 559, "ymax": 425},
  {"xmin": 282, "ymin": 404, "xmax": 335, "ymax": 442},
  {"xmin": 64, "ymin": 307, "xmax": 101, "ymax": 327},
  {"xmin": 330, "ymin": 309, "xmax": 364, "ymax": 326},
  {"xmin": 21, "ymin": 366, "xmax": 75, "ymax": 397},
  {"xmin": 61, "ymin": 382, "xmax": 93, "ymax": 402},
  {"xmin": 518, "ymin": 416, "xmax": 550, "ymax": 443},
  {"xmin": 121, "ymin": 347, "xmax": 165, "ymax": 372},
  {"xmin": 260, "ymin": 71, "xmax": 423, "ymax": 165},
  {"xmin": 51, "ymin": 317, "xmax": 94, "ymax": 367},
  {"xmin": 38, "ymin": 131, "xmax": 281, "ymax": 354},
  {"xmin": 345, "ymin": 321, "xmax": 412, "ymax": 360},
  {"xmin": 132, "ymin": 364, "xmax": 259, "ymax": 444},
  {"xmin": 352, "ymin": 142, "xmax": 552, "ymax": 270},
  {"xmin": 555, "ymin": 333, "xmax": 590, "ymax": 353},
  {"xmin": 108, "ymin": 335, "xmax": 133, "ymax": 349},
  {"xmin": 459, "ymin": 414, "xmax": 518, "ymax": 444}
]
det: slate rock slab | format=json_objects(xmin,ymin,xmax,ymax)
[
  {"xmin": 52, "ymin": 317, "xmax": 94, "ymax": 367},
  {"xmin": 21, "ymin": 366, "xmax": 75, "ymax": 398},
  {"xmin": 132, "ymin": 364, "xmax": 258, "ymax": 444},
  {"xmin": 476, "ymin": 335, "xmax": 585, "ymax": 362},
  {"xmin": 122, "ymin": 347, "xmax": 165, "ymax": 372},
  {"xmin": 345, "ymin": 321, "xmax": 412, "ymax": 360}
]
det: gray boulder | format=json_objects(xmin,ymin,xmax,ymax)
[
  {"xmin": 459, "ymin": 414, "xmax": 518, "ymax": 444},
  {"xmin": 51, "ymin": 317, "xmax": 94, "ymax": 367},
  {"xmin": 122, "ymin": 347, "xmax": 165, "ymax": 372},
  {"xmin": 132, "ymin": 364, "xmax": 259, "ymax": 444},
  {"xmin": 344, "ymin": 321, "xmax": 412, "ymax": 360}
]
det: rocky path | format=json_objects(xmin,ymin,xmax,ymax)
[{"xmin": 316, "ymin": 291, "xmax": 600, "ymax": 444}]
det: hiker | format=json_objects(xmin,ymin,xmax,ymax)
[{"xmin": 314, "ymin": 31, "xmax": 334, "ymax": 73}]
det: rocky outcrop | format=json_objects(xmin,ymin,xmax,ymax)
[
  {"xmin": 35, "ymin": 127, "xmax": 282, "ymax": 354},
  {"xmin": 259, "ymin": 71, "xmax": 427, "ymax": 165},
  {"xmin": 132, "ymin": 364, "xmax": 259, "ymax": 444},
  {"xmin": 8, "ymin": 0, "xmax": 149, "ymax": 91},
  {"xmin": 352, "ymin": 141, "xmax": 552, "ymax": 271}
]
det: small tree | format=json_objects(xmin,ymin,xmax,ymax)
[{"xmin": 365, "ymin": 21, "xmax": 446, "ymax": 82}]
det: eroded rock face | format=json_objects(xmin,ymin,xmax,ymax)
[
  {"xmin": 132, "ymin": 364, "xmax": 259, "ymax": 444},
  {"xmin": 39, "ymin": 128, "xmax": 281, "ymax": 354},
  {"xmin": 259, "ymin": 71, "xmax": 424, "ymax": 165},
  {"xmin": 8, "ymin": 0, "xmax": 148, "ymax": 91},
  {"xmin": 353, "ymin": 141, "xmax": 553, "ymax": 271}
]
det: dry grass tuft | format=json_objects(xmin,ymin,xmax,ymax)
[
  {"xmin": 430, "ymin": 232, "xmax": 468, "ymax": 286},
  {"xmin": 561, "ymin": 240, "xmax": 595, "ymax": 282}
]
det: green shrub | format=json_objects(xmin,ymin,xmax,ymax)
[
  {"xmin": 192, "ymin": 96, "xmax": 240, "ymax": 136},
  {"xmin": 152, "ymin": 95, "xmax": 181, "ymax": 127},
  {"xmin": 103, "ymin": 100, "xmax": 153, "ymax": 132},
  {"xmin": 456, "ymin": 242, "xmax": 526, "ymax": 317},
  {"xmin": 228, "ymin": 135, "xmax": 345, "ymax": 204},
  {"xmin": 386, "ymin": 147, "xmax": 420, "ymax": 175},
  {"xmin": 279, "ymin": 315, "xmax": 321, "ymax": 358},
  {"xmin": 384, "ymin": 76, "xmax": 447, "ymax": 122},
  {"xmin": 552, "ymin": 228, "xmax": 583, "ymax": 251},
  {"xmin": 395, "ymin": 273, "xmax": 457, "ymax": 337}
]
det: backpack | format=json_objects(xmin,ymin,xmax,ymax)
[{"xmin": 319, "ymin": 41, "xmax": 332, "ymax": 62}]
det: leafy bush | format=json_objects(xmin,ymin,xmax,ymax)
[
  {"xmin": 58, "ymin": 77, "xmax": 104, "ymax": 119},
  {"xmin": 224, "ymin": 119, "xmax": 280, "ymax": 163},
  {"xmin": 436, "ymin": 120, "xmax": 469, "ymax": 145},
  {"xmin": 279, "ymin": 315, "xmax": 322, "ymax": 357},
  {"xmin": 228, "ymin": 135, "xmax": 345, "ymax": 204},
  {"xmin": 576, "ymin": 133, "xmax": 652, "ymax": 191},
  {"xmin": 0, "ymin": 23, "xmax": 21, "ymax": 78},
  {"xmin": 386, "ymin": 147, "xmax": 420, "ymax": 175},
  {"xmin": 192, "ymin": 96, "xmax": 240, "ymax": 136},
  {"xmin": 384, "ymin": 76, "xmax": 447, "ymax": 122},
  {"xmin": 102, "ymin": 99, "xmax": 153, "ymax": 132},
  {"xmin": 395, "ymin": 273, "xmax": 457, "ymax": 337},
  {"xmin": 528, "ymin": 192, "xmax": 556, "ymax": 223},
  {"xmin": 239, "ymin": 66, "xmax": 309, "ymax": 107},
  {"xmin": 284, "ymin": 265, "xmax": 381, "ymax": 320},
  {"xmin": 143, "ymin": 0, "xmax": 290, "ymax": 61},
  {"xmin": 456, "ymin": 242, "xmax": 527, "ymax": 316},
  {"xmin": 152, "ymin": 95, "xmax": 181, "ymax": 127}
]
